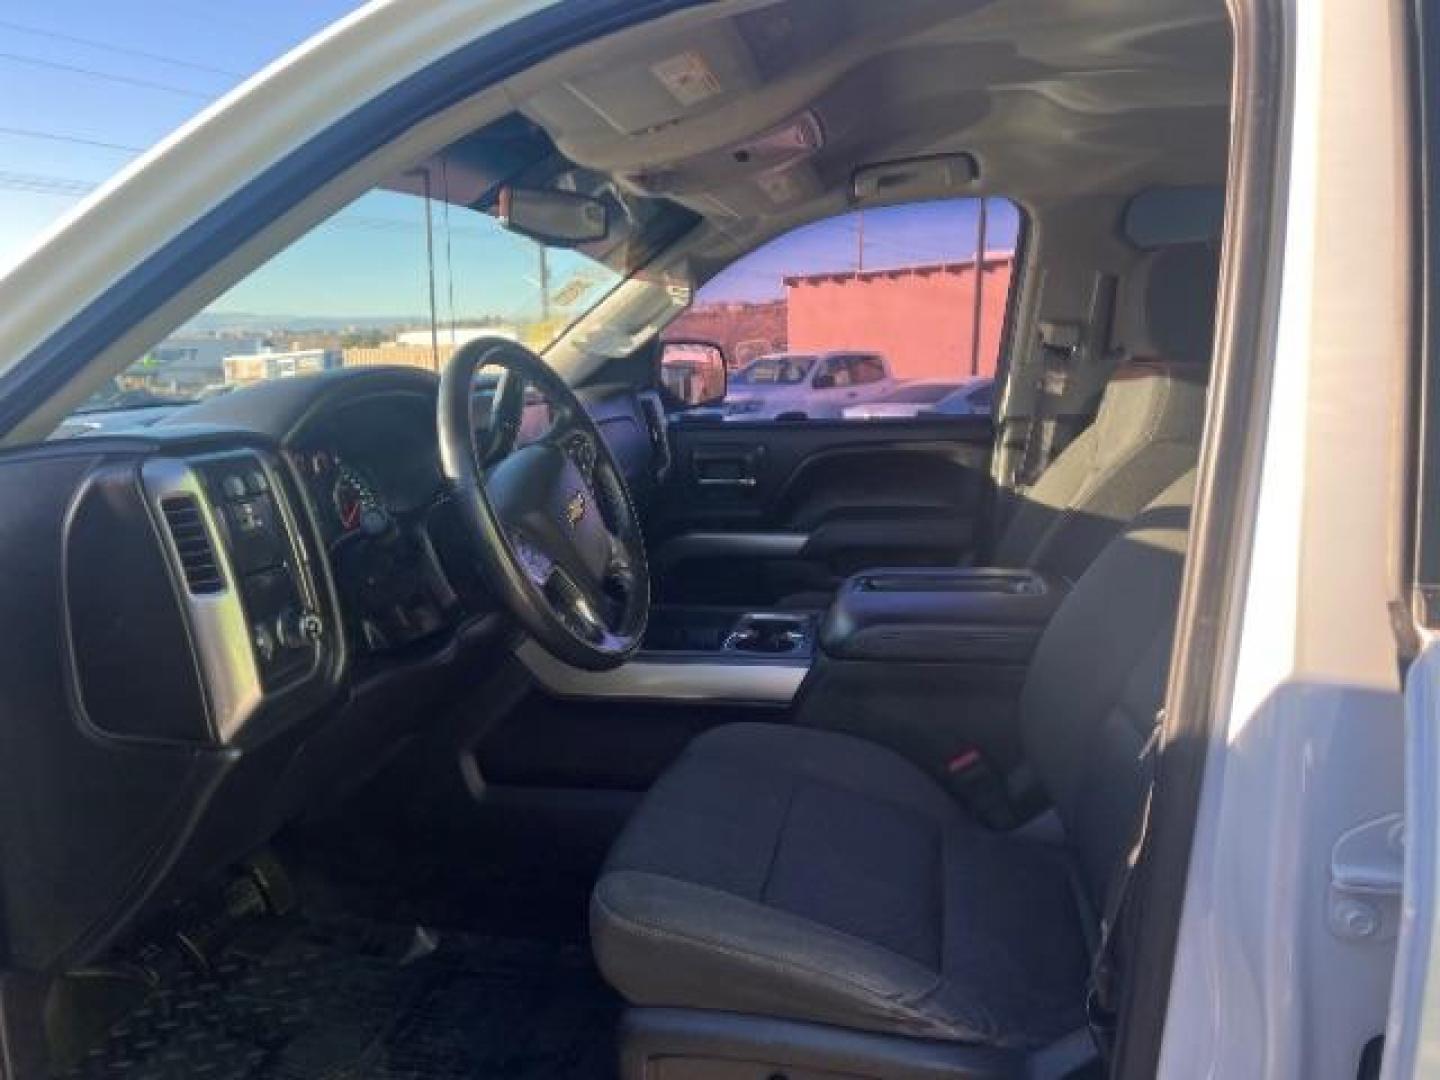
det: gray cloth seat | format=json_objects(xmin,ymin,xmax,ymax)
[
  {"xmin": 593, "ymin": 473, "xmax": 1196, "ymax": 1049},
  {"xmin": 592, "ymin": 723, "xmax": 1091, "ymax": 1048},
  {"xmin": 991, "ymin": 243, "xmax": 1216, "ymax": 583},
  {"xmin": 777, "ymin": 241, "xmax": 1216, "ymax": 608}
]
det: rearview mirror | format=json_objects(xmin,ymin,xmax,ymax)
[
  {"xmin": 659, "ymin": 341, "xmax": 727, "ymax": 410},
  {"xmin": 498, "ymin": 186, "xmax": 609, "ymax": 245}
]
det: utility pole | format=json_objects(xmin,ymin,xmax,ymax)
[
  {"xmin": 969, "ymin": 198, "xmax": 989, "ymax": 376},
  {"xmin": 856, "ymin": 210, "xmax": 865, "ymax": 273},
  {"xmin": 421, "ymin": 168, "xmax": 441, "ymax": 372},
  {"xmin": 538, "ymin": 245, "xmax": 551, "ymax": 324}
]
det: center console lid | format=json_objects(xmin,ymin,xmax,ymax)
[{"xmin": 819, "ymin": 567, "xmax": 1067, "ymax": 664}]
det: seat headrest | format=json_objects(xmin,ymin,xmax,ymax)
[{"xmin": 1124, "ymin": 243, "xmax": 1220, "ymax": 366}]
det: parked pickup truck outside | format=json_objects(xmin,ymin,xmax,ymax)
[{"xmin": 722, "ymin": 351, "xmax": 897, "ymax": 419}]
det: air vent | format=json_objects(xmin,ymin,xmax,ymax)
[{"xmin": 160, "ymin": 495, "xmax": 224, "ymax": 594}]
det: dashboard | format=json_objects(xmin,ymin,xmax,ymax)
[
  {"xmin": 0, "ymin": 365, "xmax": 672, "ymax": 975},
  {"xmin": 285, "ymin": 390, "xmax": 467, "ymax": 654}
]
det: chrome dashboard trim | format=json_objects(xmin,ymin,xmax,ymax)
[
  {"xmin": 516, "ymin": 639, "xmax": 805, "ymax": 705},
  {"xmin": 142, "ymin": 456, "xmax": 262, "ymax": 744}
]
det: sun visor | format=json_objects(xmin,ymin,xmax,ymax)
[
  {"xmin": 1123, "ymin": 186, "xmax": 1225, "ymax": 249},
  {"xmin": 524, "ymin": 22, "xmax": 760, "ymax": 139}
]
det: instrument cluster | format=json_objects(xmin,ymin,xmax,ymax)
[{"xmin": 293, "ymin": 447, "xmax": 392, "ymax": 542}]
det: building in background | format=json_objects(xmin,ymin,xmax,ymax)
[
  {"xmin": 120, "ymin": 335, "xmax": 266, "ymax": 395},
  {"xmin": 664, "ymin": 255, "xmax": 1015, "ymax": 380},
  {"xmin": 392, "ymin": 327, "xmax": 517, "ymax": 349},
  {"xmin": 665, "ymin": 300, "xmax": 787, "ymax": 367},
  {"xmin": 786, "ymin": 256, "xmax": 1014, "ymax": 379},
  {"xmin": 343, "ymin": 325, "xmax": 519, "ymax": 372},
  {"xmin": 224, "ymin": 347, "xmax": 341, "ymax": 386}
]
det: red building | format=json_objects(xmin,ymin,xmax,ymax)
[
  {"xmin": 785, "ymin": 256, "xmax": 1014, "ymax": 380},
  {"xmin": 667, "ymin": 255, "xmax": 1015, "ymax": 380},
  {"xmin": 664, "ymin": 299, "xmax": 787, "ymax": 367}
]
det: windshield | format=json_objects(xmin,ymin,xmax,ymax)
[
  {"xmin": 81, "ymin": 189, "xmax": 624, "ymax": 410},
  {"xmin": 732, "ymin": 355, "xmax": 815, "ymax": 386}
]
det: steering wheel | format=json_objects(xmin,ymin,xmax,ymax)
[{"xmin": 437, "ymin": 336, "xmax": 650, "ymax": 671}]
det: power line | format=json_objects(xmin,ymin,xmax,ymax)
[
  {"xmin": 0, "ymin": 51, "xmax": 213, "ymax": 100},
  {"xmin": 0, "ymin": 170, "xmax": 495, "ymax": 243},
  {"xmin": 0, "ymin": 170, "xmax": 97, "ymax": 197},
  {"xmin": 0, "ymin": 126, "xmax": 144, "ymax": 154},
  {"xmin": 0, "ymin": 18, "xmax": 245, "ymax": 79}
]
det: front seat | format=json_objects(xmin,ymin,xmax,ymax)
[
  {"xmin": 776, "ymin": 241, "xmax": 1215, "ymax": 608},
  {"xmin": 989, "ymin": 241, "xmax": 1216, "ymax": 583},
  {"xmin": 592, "ymin": 472, "xmax": 1195, "ymax": 1073}
]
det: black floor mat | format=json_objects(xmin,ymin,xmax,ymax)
[{"xmin": 59, "ymin": 918, "xmax": 619, "ymax": 1079}]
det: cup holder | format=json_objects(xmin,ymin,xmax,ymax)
[{"xmin": 723, "ymin": 613, "xmax": 811, "ymax": 655}]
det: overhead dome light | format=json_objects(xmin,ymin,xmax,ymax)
[{"xmin": 626, "ymin": 111, "xmax": 824, "ymax": 196}]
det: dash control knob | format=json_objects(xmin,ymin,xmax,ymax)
[{"xmin": 274, "ymin": 608, "xmax": 324, "ymax": 649}]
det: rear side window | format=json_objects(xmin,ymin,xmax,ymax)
[
  {"xmin": 666, "ymin": 197, "xmax": 1022, "ymax": 422},
  {"xmin": 849, "ymin": 355, "xmax": 887, "ymax": 385}
]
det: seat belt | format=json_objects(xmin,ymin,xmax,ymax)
[
  {"xmin": 1015, "ymin": 320, "xmax": 1081, "ymax": 488},
  {"xmin": 1086, "ymin": 718, "xmax": 1162, "ymax": 1060},
  {"xmin": 1014, "ymin": 272, "xmax": 1119, "ymax": 490}
]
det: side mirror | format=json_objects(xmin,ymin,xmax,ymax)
[
  {"xmin": 498, "ymin": 186, "xmax": 609, "ymax": 245},
  {"xmin": 659, "ymin": 341, "xmax": 728, "ymax": 410},
  {"xmin": 811, "ymin": 372, "xmax": 836, "ymax": 390}
]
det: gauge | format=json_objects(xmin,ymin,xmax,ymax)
[{"xmin": 332, "ymin": 462, "xmax": 384, "ymax": 533}]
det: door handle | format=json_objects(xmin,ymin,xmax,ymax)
[{"xmin": 697, "ymin": 476, "xmax": 758, "ymax": 487}]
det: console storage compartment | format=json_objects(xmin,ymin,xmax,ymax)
[{"xmin": 819, "ymin": 567, "xmax": 1064, "ymax": 664}]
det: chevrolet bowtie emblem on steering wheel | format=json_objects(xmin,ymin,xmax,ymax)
[{"xmin": 564, "ymin": 490, "xmax": 587, "ymax": 528}]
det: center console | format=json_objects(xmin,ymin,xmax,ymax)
[
  {"xmin": 643, "ymin": 607, "xmax": 815, "ymax": 659},
  {"xmin": 518, "ymin": 605, "xmax": 815, "ymax": 706},
  {"xmin": 793, "ymin": 567, "xmax": 1068, "ymax": 811},
  {"xmin": 818, "ymin": 567, "xmax": 1062, "ymax": 665}
]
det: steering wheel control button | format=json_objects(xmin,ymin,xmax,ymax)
[
  {"xmin": 511, "ymin": 533, "xmax": 553, "ymax": 586},
  {"xmin": 222, "ymin": 474, "xmax": 248, "ymax": 500}
]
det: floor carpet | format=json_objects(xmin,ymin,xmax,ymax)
[{"xmin": 59, "ymin": 916, "xmax": 620, "ymax": 1080}]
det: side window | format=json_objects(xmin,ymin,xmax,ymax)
[
  {"xmin": 823, "ymin": 356, "xmax": 852, "ymax": 388},
  {"xmin": 850, "ymin": 355, "xmax": 887, "ymax": 385},
  {"xmin": 666, "ymin": 197, "xmax": 1021, "ymax": 422}
]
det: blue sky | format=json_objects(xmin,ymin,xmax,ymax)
[
  {"xmin": 700, "ymin": 199, "xmax": 1021, "ymax": 303},
  {"xmin": 0, "ymin": 1, "xmax": 1021, "ymax": 322},
  {"xmin": 0, "ymin": 0, "xmax": 361, "ymax": 267}
]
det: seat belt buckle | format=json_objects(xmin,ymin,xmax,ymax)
[
  {"xmin": 944, "ymin": 748, "xmax": 1015, "ymax": 828},
  {"xmin": 947, "ymin": 748, "xmax": 984, "ymax": 774},
  {"xmin": 1085, "ymin": 984, "xmax": 1117, "ymax": 1060}
]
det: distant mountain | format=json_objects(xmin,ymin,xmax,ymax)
[{"xmin": 181, "ymin": 311, "xmax": 436, "ymax": 334}]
